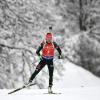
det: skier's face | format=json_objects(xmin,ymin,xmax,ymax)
[{"xmin": 46, "ymin": 38, "xmax": 52, "ymax": 43}]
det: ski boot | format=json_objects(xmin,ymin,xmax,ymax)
[
  {"xmin": 24, "ymin": 80, "xmax": 32, "ymax": 87},
  {"xmin": 48, "ymin": 86, "xmax": 53, "ymax": 94}
]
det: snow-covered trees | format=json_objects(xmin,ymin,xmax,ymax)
[
  {"xmin": 77, "ymin": 29, "xmax": 100, "ymax": 77},
  {"xmin": 54, "ymin": 0, "xmax": 100, "ymax": 31},
  {"xmin": 54, "ymin": 0, "xmax": 100, "ymax": 77},
  {"xmin": 0, "ymin": 0, "xmax": 100, "ymax": 89}
]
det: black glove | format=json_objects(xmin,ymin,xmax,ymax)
[
  {"xmin": 58, "ymin": 55, "xmax": 63, "ymax": 59},
  {"xmin": 39, "ymin": 55, "xmax": 43, "ymax": 60}
]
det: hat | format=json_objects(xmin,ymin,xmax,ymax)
[{"xmin": 46, "ymin": 33, "xmax": 52, "ymax": 40}]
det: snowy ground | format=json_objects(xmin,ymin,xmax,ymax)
[
  {"xmin": 0, "ymin": 61, "xmax": 100, "ymax": 100},
  {"xmin": 54, "ymin": 61, "xmax": 100, "ymax": 88}
]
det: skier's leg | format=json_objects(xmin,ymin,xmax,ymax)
[
  {"xmin": 47, "ymin": 60, "xmax": 54, "ymax": 87},
  {"xmin": 29, "ymin": 60, "xmax": 46, "ymax": 83}
]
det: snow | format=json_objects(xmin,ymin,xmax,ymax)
[
  {"xmin": 0, "ymin": 61, "xmax": 100, "ymax": 100},
  {"xmin": 54, "ymin": 61, "xmax": 100, "ymax": 88}
]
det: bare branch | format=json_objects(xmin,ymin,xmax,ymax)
[{"xmin": 0, "ymin": 43, "xmax": 33, "ymax": 55}]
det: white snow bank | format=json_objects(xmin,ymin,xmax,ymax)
[
  {"xmin": 54, "ymin": 61, "xmax": 100, "ymax": 88},
  {"xmin": 0, "ymin": 87, "xmax": 100, "ymax": 100}
]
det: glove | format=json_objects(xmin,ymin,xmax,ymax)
[
  {"xmin": 58, "ymin": 55, "xmax": 63, "ymax": 59},
  {"xmin": 39, "ymin": 55, "xmax": 43, "ymax": 60}
]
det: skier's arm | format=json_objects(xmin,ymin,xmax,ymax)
[
  {"xmin": 36, "ymin": 43, "xmax": 43, "ymax": 56},
  {"xmin": 53, "ymin": 42, "xmax": 62, "ymax": 55}
]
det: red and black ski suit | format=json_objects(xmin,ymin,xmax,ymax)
[{"xmin": 29, "ymin": 41, "xmax": 62, "ymax": 87}]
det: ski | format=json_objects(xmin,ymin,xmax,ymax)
[
  {"xmin": 8, "ymin": 83, "xmax": 36, "ymax": 94},
  {"xmin": 44, "ymin": 92, "xmax": 61, "ymax": 94}
]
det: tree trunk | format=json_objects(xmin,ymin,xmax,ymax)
[{"xmin": 79, "ymin": 0, "xmax": 87, "ymax": 31}]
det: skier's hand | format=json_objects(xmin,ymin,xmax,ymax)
[
  {"xmin": 58, "ymin": 55, "xmax": 63, "ymax": 59},
  {"xmin": 39, "ymin": 55, "xmax": 43, "ymax": 60}
]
